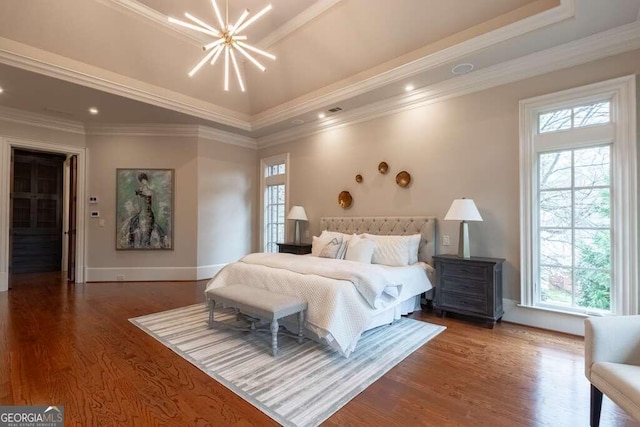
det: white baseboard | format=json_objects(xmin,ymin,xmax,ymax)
[
  {"xmin": 502, "ymin": 298, "xmax": 585, "ymax": 336},
  {"xmin": 196, "ymin": 264, "xmax": 226, "ymax": 281},
  {"xmin": 85, "ymin": 264, "xmax": 227, "ymax": 282},
  {"xmin": 0, "ymin": 271, "xmax": 7, "ymax": 292},
  {"xmin": 86, "ymin": 267, "xmax": 196, "ymax": 282}
]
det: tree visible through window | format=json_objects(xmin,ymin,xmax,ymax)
[{"xmin": 538, "ymin": 145, "xmax": 611, "ymax": 311}]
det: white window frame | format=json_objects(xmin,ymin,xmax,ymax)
[
  {"xmin": 519, "ymin": 75, "xmax": 637, "ymax": 316},
  {"xmin": 259, "ymin": 153, "xmax": 289, "ymax": 253}
]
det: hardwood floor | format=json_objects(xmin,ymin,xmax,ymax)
[{"xmin": 1, "ymin": 274, "xmax": 637, "ymax": 426}]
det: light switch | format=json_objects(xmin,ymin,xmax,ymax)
[
  {"xmin": 99, "ymin": 219, "xmax": 105, "ymax": 227},
  {"xmin": 442, "ymin": 235, "xmax": 451, "ymax": 246}
]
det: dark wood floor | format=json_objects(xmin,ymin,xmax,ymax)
[{"xmin": 1, "ymin": 273, "xmax": 637, "ymax": 426}]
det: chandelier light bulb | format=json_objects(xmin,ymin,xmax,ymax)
[{"xmin": 170, "ymin": 0, "xmax": 275, "ymax": 91}]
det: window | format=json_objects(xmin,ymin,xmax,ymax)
[
  {"xmin": 260, "ymin": 154, "xmax": 289, "ymax": 253},
  {"xmin": 520, "ymin": 76, "xmax": 637, "ymax": 316},
  {"xmin": 538, "ymin": 145, "xmax": 611, "ymax": 313}
]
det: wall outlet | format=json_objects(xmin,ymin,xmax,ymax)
[
  {"xmin": 116, "ymin": 275, "xmax": 125, "ymax": 281},
  {"xmin": 89, "ymin": 196, "xmax": 98, "ymax": 204},
  {"xmin": 90, "ymin": 211, "xmax": 100, "ymax": 218},
  {"xmin": 442, "ymin": 235, "xmax": 451, "ymax": 246}
]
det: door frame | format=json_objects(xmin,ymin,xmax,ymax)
[{"xmin": 0, "ymin": 137, "xmax": 87, "ymax": 291}]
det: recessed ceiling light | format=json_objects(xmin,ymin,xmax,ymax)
[
  {"xmin": 0, "ymin": 87, "xmax": 4, "ymax": 94},
  {"xmin": 88, "ymin": 107, "xmax": 99, "ymax": 115},
  {"xmin": 318, "ymin": 112, "xmax": 326, "ymax": 119},
  {"xmin": 451, "ymin": 63, "xmax": 474, "ymax": 75},
  {"xmin": 404, "ymin": 84, "xmax": 414, "ymax": 92}
]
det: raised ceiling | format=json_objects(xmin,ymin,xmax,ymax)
[{"xmin": 0, "ymin": 0, "xmax": 639, "ymax": 144}]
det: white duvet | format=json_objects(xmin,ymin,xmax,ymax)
[{"xmin": 205, "ymin": 253, "xmax": 433, "ymax": 356}]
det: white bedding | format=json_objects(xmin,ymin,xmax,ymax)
[{"xmin": 205, "ymin": 253, "xmax": 433, "ymax": 357}]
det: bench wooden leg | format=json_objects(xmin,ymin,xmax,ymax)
[
  {"xmin": 271, "ymin": 319, "xmax": 279, "ymax": 357},
  {"xmin": 207, "ymin": 298, "xmax": 215, "ymax": 328},
  {"xmin": 298, "ymin": 311, "xmax": 304, "ymax": 344}
]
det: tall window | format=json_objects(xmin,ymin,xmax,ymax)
[
  {"xmin": 260, "ymin": 154, "xmax": 289, "ymax": 253},
  {"xmin": 520, "ymin": 76, "xmax": 637, "ymax": 316}
]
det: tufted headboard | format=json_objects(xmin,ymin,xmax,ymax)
[{"xmin": 320, "ymin": 216, "xmax": 437, "ymax": 265}]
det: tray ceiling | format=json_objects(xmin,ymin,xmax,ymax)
[{"xmin": 0, "ymin": 0, "xmax": 639, "ymax": 142}]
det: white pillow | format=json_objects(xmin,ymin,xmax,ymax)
[
  {"xmin": 362, "ymin": 233, "xmax": 421, "ymax": 266},
  {"xmin": 344, "ymin": 234, "xmax": 375, "ymax": 263},
  {"xmin": 312, "ymin": 234, "xmax": 333, "ymax": 256},
  {"xmin": 319, "ymin": 230, "xmax": 351, "ymax": 259},
  {"xmin": 318, "ymin": 236, "xmax": 344, "ymax": 258}
]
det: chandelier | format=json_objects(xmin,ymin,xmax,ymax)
[{"xmin": 169, "ymin": 1, "xmax": 275, "ymax": 92}]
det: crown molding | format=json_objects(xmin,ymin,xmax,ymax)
[
  {"xmin": 0, "ymin": 105, "xmax": 85, "ymax": 135},
  {"xmin": 85, "ymin": 123, "xmax": 257, "ymax": 149},
  {"xmin": 197, "ymin": 126, "xmax": 257, "ymax": 149},
  {"xmin": 251, "ymin": 0, "xmax": 575, "ymax": 130},
  {"xmin": 256, "ymin": 20, "xmax": 640, "ymax": 148},
  {"xmin": 0, "ymin": 37, "xmax": 252, "ymax": 131}
]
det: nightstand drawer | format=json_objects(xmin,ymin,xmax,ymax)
[
  {"xmin": 440, "ymin": 262, "xmax": 489, "ymax": 281},
  {"xmin": 440, "ymin": 276, "xmax": 486, "ymax": 297},
  {"xmin": 439, "ymin": 291, "xmax": 487, "ymax": 315}
]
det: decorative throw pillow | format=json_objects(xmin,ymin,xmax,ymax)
[
  {"xmin": 312, "ymin": 234, "xmax": 336, "ymax": 256},
  {"xmin": 318, "ymin": 236, "xmax": 344, "ymax": 259},
  {"xmin": 344, "ymin": 234, "xmax": 375, "ymax": 263},
  {"xmin": 318, "ymin": 230, "xmax": 351, "ymax": 259}
]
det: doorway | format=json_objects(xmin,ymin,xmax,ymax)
[{"xmin": 9, "ymin": 149, "xmax": 70, "ymax": 280}]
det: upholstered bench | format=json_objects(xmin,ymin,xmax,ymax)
[{"xmin": 205, "ymin": 285, "xmax": 308, "ymax": 356}]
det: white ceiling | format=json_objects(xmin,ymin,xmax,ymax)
[{"xmin": 0, "ymin": 0, "xmax": 639, "ymax": 143}]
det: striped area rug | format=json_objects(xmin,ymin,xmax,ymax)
[{"xmin": 130, "ymin": 304, "xmax": 445, "ymax": 427}]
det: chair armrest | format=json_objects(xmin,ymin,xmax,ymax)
[{"xmin": 584, "ymin": 315, "xmax": 640, "ymax": 380}]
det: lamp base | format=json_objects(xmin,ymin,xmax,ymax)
[
  {"xmin": 458, "ymin": 221, "xmax": 470, "ymax": 258},
  {"xmin": 294, "ymin": 220, "xmax": 301, "ymax": 245}
]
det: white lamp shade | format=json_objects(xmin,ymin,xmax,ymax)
[
  {"xmin": 444, "ymin": 199, "xmax": 483, "ymax": 221},
  {"xmin": 287, "ymin": 205, "xmax": 308, "ymax": 221}
]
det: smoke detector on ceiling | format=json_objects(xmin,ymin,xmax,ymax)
[{"xmin": 451, "ymin": 63, "xmax": 474, "ymax": 75}]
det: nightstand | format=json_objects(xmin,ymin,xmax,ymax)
[
  {"xmin": 277, "ymin": 243, "xmax": 312, "ymax": 255},
  {"xmin": 433, "ymin": 254, "xmax": 505, "ymax": 328}
]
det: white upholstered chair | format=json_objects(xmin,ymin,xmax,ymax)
[{"xmin": 584, "ymin": 316, "xmax": 640, "ymax": 426}]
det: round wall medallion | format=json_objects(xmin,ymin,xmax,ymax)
[
  {"xmin": 338, "ymin": 191, "xmax": 353, "ymax": 208},
  {"xmin": 378, "ymin": 162, "xmax": 389, "ymax": 174},
  {"xmin": 355, "ymin": 174, "xmax": 363, "ymax": 183},
  {"xmin": 396, "ymin": 171, "xmax": 411, "ymax": 188}
]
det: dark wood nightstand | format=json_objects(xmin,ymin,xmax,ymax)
[
  {"xmin": 277, "ymin": 243, "xmax": 312, "ymax": 255},
  {"xmin": 433, "ymin": 254, "xmax": 505, "ymax": 328}
]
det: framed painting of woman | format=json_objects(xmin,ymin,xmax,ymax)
[{"xmin": 116, "ymin": 169, "xmax": 174, "ymax": 250}]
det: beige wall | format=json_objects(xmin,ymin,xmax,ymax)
[
  {"xmin": 84, "ymin": 133, "xmax": 257, "ymax": 280},
  {"xmin": 197, "ymin": 138, "xmax": 258, "ymax": 267},
  {"xmin": 85, "ymin": 134, "xmax": 199, "ymax": 270},
  {"xmin": 259, "ymin": 49, "xmax": 640, "ymax": 301}
]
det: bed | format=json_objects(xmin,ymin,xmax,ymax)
[{"xmin": 205, "ymin": 216, "xmax": 437, "ymax": 357}]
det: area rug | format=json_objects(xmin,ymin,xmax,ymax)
[{"xmin": 130, "ymin": 304, "xmax": 445, "ymax": 427}]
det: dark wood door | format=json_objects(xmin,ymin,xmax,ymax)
[
  {"xmin": 10, "ymin": 150, "xmax": 66, "ymax": 274},
  {"xmin": 67, "ymin": 155, "xmax": 77, "ymax": 282}
]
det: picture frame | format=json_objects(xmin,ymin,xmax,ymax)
[{"xmin": 115, "ymin": 168, "xmax": 174, "ymax": 250}]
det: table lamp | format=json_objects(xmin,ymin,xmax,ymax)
[
  {"xmin": 287, "ymin": 206, "xmax": 308, "ymax": 245},
  {"xmin": 444, "ymin": 198, "xmax": 483, "ymax": 258}
]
